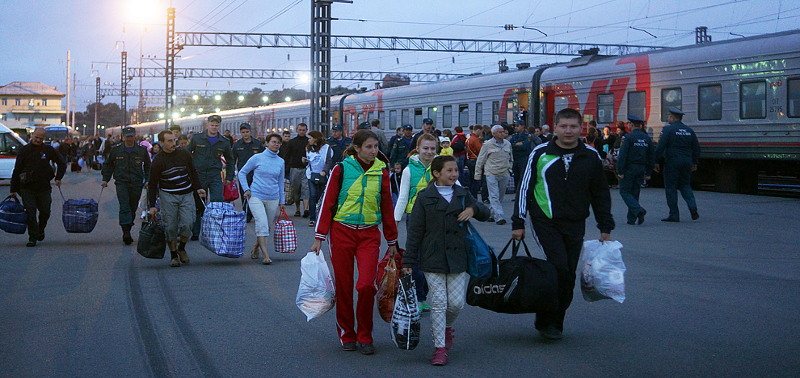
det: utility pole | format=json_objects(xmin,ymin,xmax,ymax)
[
  {"xmin": 66, "ymin": 50, "xmax": 71, "ymax": 128},
  {"xmin": 165, "ymin": 7, "xmax": 176, "ymax": 129},
  {"xmin": 311, "ymin": 0, "xmax": 351, "ymax": 135},
  {"xmin": 121, "ymin": 51, "xmax": 128, "ymax": 126},
  {"xmin": 95, "ymin": 77, "xmax": 100, "ymax": 134},
  {"xmin": 72, "ymin": 73, "xmax": 76, "ymax": 133}
]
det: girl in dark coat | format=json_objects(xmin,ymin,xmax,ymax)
[{"xmin": 401, "ymin": 155, "xmax": 490, "ymax": 366}]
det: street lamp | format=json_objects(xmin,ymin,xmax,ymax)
[
  {"xmin": 238, "ymin": 95, "xmax": 244, "ymax": 102},
  {"xmin": 192, "ymin": 94, "xmax": 199, "ymax": 101},
  {"xmin": 285, "ymin": 96, "xmax": 291, "ymax": 102},
  {"xmin": 172, "ymin": 112, "xmax": 179, "ymax": 119},
  {"xmin": 215, "ymin": 108, "xmax": 221, "ymax": 112},
  {"xmin": 180, "ymin": 107, "xmax": 185, "ymax": 112},
  {"xmin": 198, "ymin": 107, "xmax": 203, "ymax": 113},
  {"xmin": 214, "ymin": 95, "xmax": 221, "ymax": 101},
  {"xmin": 262, "ymin": 96, "xmax": 269, "ymax": 102},
  {"xmin": 158, "ymin": 113, "xmax": 164, "ymax": 119}
]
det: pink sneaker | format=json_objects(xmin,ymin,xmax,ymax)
[
  {"xmin": 431, "ymin": 347, "xmax": 448, "ymax": 366},
  {"xmin": 445, "ymin": 327, "xmax": 455, "ymax": 350}
]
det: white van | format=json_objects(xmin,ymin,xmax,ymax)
[{"xmin": 0, "ymin": 122, "xmax": 27, "ymax": 180}]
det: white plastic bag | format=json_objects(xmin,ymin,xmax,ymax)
[
  {"xmin": 580, "ymin": 240, "xmax": 626, "ymax": 303},
  {"xmin": 391, "ymin": 274, "xmax": 421, "ymax": 350},
  {"xmin": 296, "ymin": 252, "xmax": 336, "ymax": 321}
]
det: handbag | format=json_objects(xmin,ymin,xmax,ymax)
[
  {"xmin": 391, "ymin": 274, "xmax": 421, "ymax": 350},
  {"xmin": 376, "ymin": 247, "xmax": 404, "ymax": 323},
  {"xmin": 223, "ymin": 180, "xmax": 239, "ymax": 202},
  {"xmin": 274, "ymin": 208, "xmax": 297, "ymax": 253},
  {"xmin": 310, "ymin": 172, "xmax": 327, "ymax": 186},
  {"xmin": 136, "ymin": 217, "xmax": 166, "ymax": 259},
  {"xmin": 461, "ymin": 197, "xmax": 498, "ymax": 279},
  {"xmin": 0, "ymin": 195, "xmax": 27, "ymax": 234},
  {"xmin": 466, "ymin": 239, "xmax": 559, "ymax": 314}
]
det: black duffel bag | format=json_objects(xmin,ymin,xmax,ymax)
[
  {"xmin": 467, "ymin": 239, "xmax": 559, "ymax": 314},
  {"xmin": 137, "ymin": 218, "xmax": 166, "ymax": 259}
]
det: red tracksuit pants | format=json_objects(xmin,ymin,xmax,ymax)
[{"xmin": 329, "ymin": 221, "xmax": 381, "ymax": 344}]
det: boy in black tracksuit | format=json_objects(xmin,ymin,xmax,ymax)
[{"xmin": 512, "ymin": 108, "xmax": 614, "ymax": 340}]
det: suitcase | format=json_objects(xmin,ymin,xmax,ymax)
[{"xmin": 71, "ymin": 161, "xmax": 81, "ymax": 172}]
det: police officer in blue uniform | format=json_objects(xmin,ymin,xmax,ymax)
[
  {"xmin": 232, "ymin": 122, "xmax": 264, "ymax": 222},
  {"xmin": 616, "ymin": 115, "xmax": 655, "ymax": 225},
  {"xmin": 390, "ymin": 125, "xmax": 415, "ymax": 168},
  {"xmin": 326, "ymin": 124, "xmax": 352, "ymax": 166},
  {"xmin": 510, "ymin": 119, "xmax": 536, "ymax": 193},
  {"xmin": 654, "ymin": 107, "xmax": 701, "ymax": 222}
]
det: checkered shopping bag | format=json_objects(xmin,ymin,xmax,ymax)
[
  {"xmin": 199, "ymin": 202, "xmax": 246, "ymax": 258},
  {"xmin": 274, "ymin": 208, "xmax": 297, "ymax": 253},
  {"xmin": 60, "ymin": 187, "xmax": 101, "ymax": 233}
]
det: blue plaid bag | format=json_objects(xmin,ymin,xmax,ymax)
[
  {"xmin": 0, "ymin": 195, "xmax": 27, "ymax": 234},
  {"xmin": 60, "ymin": 188, "xmax": 100, "ymax": 233},
  {"xmin": 199, "ymin": 202, "xmax": 246, "ymax": 258}
]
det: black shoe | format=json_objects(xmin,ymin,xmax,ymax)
[
  {"xmin": 37, "ymin": 231, "xmax": 45, "ymax": 241},
  {"xmin": 690, "ymin": 209, "xmax": 699, "ymax": 220},
  {"xmin": 487, "ymin": 217, "xmax": 495, "ymax": 223},
  {"xmin": 359, "ymin": 343, "xmax": 375, "ymax": 355},
  {"xmin": 661, "ymin": 217, "xmax": 679, "ymax": 222},
  {"xmin": 191, "ymin": 235, "xmax": 199, "ymax": 241},
  {"xmin": 496, "ymin": 219, "xmax": 507, "ymax": 225},
  {"xmin": 302, "ymin": 210, "xmax": 310, "ymax": 218},
  {"xmin": 294, "ymin": 211, "xmax": 301, "ymax": 217},
  {"xmin": 627, "ymin": 221, "xmax": 636, "ymax": 225},
  {"xmin": 26, "ymin": 240, "xmax": 37, "ymax": 247},
  {"xmin": 122, "ymin": 224, "xmax": 133, "ymax": 245},
  {"xmin": 637, "ymin": 209, "xmax": 646, "ymax": 225},
  {"xmin": 342, "ymin": 342, "xmax": 357, "ymax": 352},
  {"xmin": 482, "ymin": 199, "xmax": 490, "ymax": 204},
  {"xmin": 538, "ymin": 325, "xmax": 563, "ymax": 341}
]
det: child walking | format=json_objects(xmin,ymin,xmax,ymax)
[{"xmin": 401, "ymin": 155, "xmax": 490, "ymax": 366}]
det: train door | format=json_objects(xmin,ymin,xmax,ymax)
[
  {"xmin": 540, "ymin": 90, "xmax": 555, "ymax": 126},
  {"xmin": 518, "ymin": 90, "xmax": 529, "ymax": 124}
]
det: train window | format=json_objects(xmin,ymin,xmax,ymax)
[
  {"xmin": 368, "ymin": 112, "xmax": 374, "ymax": 122},
  {"xmin": 414, "ymin": 108, "xmax": 422, "ymax": 128},
  {"xmin": 698, "ymin": 85, "xmax": 722, "ymax": 120},
  {"xmin": 597, "ymin": 93, "xmax": 614, "ymax": 124},
  {"xmin": 661, "ymin": 88, "xmax": 682, "ymax": 122},
  {"xmin": 492, "ymin": 101, "xmax": 500, "ymax": 124},
  {"xmin": 443, "ymin": 106, "xmax": 452, "ymax": 128},
  {"xmin": 458, "ymin": 104, "xmax": 469, "ymax": 127},
  {"xmin": 628, "ymin": 91, "xmax": 646, "ymax": 121},
  {"xmin": 377, "ymin": 111, "xmax": 385, "ymax": 129},
  {"xmin": 475, "ymin": 102, "xmax": 483, "ymax": 124},
  {"xmin": 740, "ymin": 81, "xmax": 766, "ymax": 119},
  {"xmin": 402, "ymin": 109, "xmax": 410, "ymax": 127},
  {"xmin": 788, "ymin": 78, "xmax": 800, "ymax": 118},
  {"xmin": 427, "ymin": 107, "xmax": 437, "ymax": 126},
  {"xmin": 389, "ymin": 110, "xmax": 397, "ymax": 128}
]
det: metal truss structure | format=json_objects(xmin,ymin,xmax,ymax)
[
  {"xmin": 176, "ymin": 32, "xmax": 664, "ymax": 56},
  {"xmin": 126, "ymin": 67, "xmax": 468, "ymax": 82}
]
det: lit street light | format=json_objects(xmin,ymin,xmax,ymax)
[
  {"xmin": 262, "ymin": 96, "xmax": 269, "ymax": 102},
  {"xmin": 158, "ymin": 113, "xmax": 164, "ymax": 119},
  {"xmin": 214, "ymin": 95, "xmax": 221, "ymax": 101},
  {"xmin": 285, "ymin": 96, "xmax": 291, "ymax": 102},
  {"xmin": 193, "ymin": 95, "xmax": 199, "ymax": 101},
  {"xmin": 172, "ymin": 112, "xmax": 179, "ymax": 119},
  {"xmin": 215, "ymin": 108, "xmax": 221, "ymax": 112},
  {"xmin": 238, "ymin": 95, "xmax": 244, "ymax": 102}
]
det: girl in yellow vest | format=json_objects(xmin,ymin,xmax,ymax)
[
  {"xmin": 310, "ymin": 130, "xmax": 399, "ymax": 355},
  {"xmin": 393, "ymin": 133, "xmax": 438, "ymax": 311}
]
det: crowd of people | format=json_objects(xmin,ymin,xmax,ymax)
[{"xmin": 8, "ymin": 107, "xmax": 701, "ymax": 366}]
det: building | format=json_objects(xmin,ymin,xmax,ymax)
[{"xmin": 0, "ymin": 81, "xmax": 65, "ymax": 129}]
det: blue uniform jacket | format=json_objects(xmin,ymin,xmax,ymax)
[
  {"xmin": 616, "ymin": 128, "xmax": 655, "ymax": 175},
  {"xmin": 654, "ymin": 121, "xmax": 701, "ymax": 164}
]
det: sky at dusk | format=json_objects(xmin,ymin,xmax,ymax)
[{"xmin": 1, "ymin": 0, "xmax": 798, "ymax": 117}]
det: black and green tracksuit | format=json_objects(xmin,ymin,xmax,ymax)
[{"xmin": 512, "ymin": 140, "xmax": 614, "ymax": 332}]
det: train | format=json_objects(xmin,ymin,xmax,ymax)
[{"xmin": 109, "ymin": 29, "xmax": 800, "ymax": 194}]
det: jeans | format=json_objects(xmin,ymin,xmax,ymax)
[
  {"xmin": 308, "ymin": 177, "xmax": 325, "ymax": 221},
  {"xmin": 19, "ymin": 189, "xmax": 52, "ymax": 241},
  {"xmin": 465, "ymin": 159, "xmax": 479, "ymax": 198},
  {"xmin": 455, "ymin": 154, "xmax": 466, "ymax": 186}
]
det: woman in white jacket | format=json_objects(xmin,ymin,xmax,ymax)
[{"xmin": 304, "ymin": 130, "xmax": 334, "ymax": 227}]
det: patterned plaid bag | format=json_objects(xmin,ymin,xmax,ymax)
[
  {"xmin": 60, "ymin": 187, "xmax": 100, "ymax": 233},
  {"xmin": 199, "ymin": 202, "xmax": 246, "ymax": 258},
  {"xmin": 274, "ymin": 208, "xmax": 297, "ymax": 253}
]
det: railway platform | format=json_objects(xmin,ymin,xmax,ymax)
[{"xmin": 1, "ymin": 172, "xmax": 798, "ymax": 377}]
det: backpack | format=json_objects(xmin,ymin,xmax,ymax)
[{"xmin": 451, "ymin": 134, "xmax": 466, "ymax": 153}]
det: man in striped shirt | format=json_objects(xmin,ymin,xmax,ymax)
[{"xmin": 148, "ymin": 130, "xmax": 206, "ymax": 267}]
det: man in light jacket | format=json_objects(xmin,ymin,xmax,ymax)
[{"xmin": 474, "ymin": 125, "xmax": 513, "ymax": 225}]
